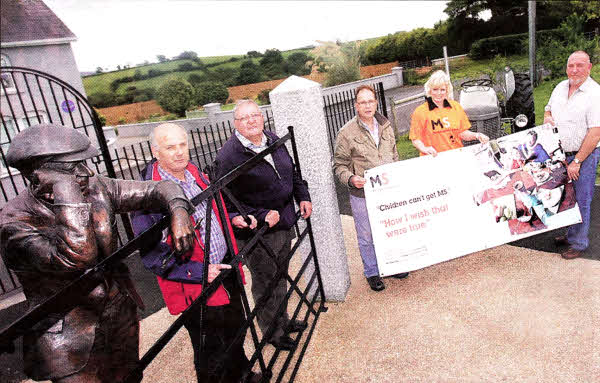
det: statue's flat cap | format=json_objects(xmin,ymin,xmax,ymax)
[{"xmin": 6, "ymin": 123, "xmax": 100, "ymax": 171}]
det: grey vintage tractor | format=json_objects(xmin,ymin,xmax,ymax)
[{"xmin": 459, "ymin": 68, "xmax": 535, "ymax": 143}]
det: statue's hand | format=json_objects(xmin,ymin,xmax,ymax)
[
  {"xmin": 31, "ymin": 168, "xmax": 83, "ymax": 203},
  {"xmin": 170, "ymin": 207, "xmax": 194, "ymax": 258}
]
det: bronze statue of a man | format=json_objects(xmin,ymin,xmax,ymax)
[{"xmin": 0, "ymin": 124, "xmax": 195, "ymax": 383}]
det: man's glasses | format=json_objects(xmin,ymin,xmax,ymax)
[
  {"xmin": 357, "ymin": 100, "xmax": 377, "ymax": 107},
  {"xmin": 235, "ymin": 113, "xmax": 263, "ymax": 123}
]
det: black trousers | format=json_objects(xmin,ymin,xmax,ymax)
[
  {"xmin": 238, "ymin": 229, "xmax": 292, "ymax": 341},
  {"xmin": 183, "ymin": 270, "xmax": 249, "ymax": 383}
]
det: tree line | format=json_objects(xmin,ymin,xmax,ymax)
[{"xmin": 362, "ymin": 0, "xmax": 598, "ymax": 65}]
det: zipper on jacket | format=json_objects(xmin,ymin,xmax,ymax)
[{"xmin": 223, "ymin": 284, "xmax": 231, "ymax": 300}]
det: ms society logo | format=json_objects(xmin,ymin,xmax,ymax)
[{"xmin": 369, "ymin": 173, "xmax": 389, "ymax": 188}]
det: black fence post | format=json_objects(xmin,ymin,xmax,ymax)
[{"xmin": 378, "ymin": 82, "xmax": 388, "ymax": 118}]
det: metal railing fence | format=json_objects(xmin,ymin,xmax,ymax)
[{"xmin": 110, "ymin": 110, "xmax": 275, "ymax": 181}]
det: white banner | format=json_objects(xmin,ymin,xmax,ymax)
[{"xmin": 364, "ymin": 125, "xmax": 581, "ymax": 276}]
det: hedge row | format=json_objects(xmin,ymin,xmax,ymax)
[
  {"xmin": 469, "ymin": 29, "xmax": 562, "ymax": 60},
  {"xmin": 108, "ymin": 58, "xmax": 239, "ymax": 92}
]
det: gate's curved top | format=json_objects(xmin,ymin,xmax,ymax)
[{"xmin": 0, "ymin": 66, "xmax": 115, "ymax": 206}]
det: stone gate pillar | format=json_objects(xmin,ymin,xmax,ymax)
[
  {"xmin": 203, "ymin": 102, "xmax": 221, "ymax": 125},
  {"xmin": 270, "ymin": 76, "xmax": 350, "ymax": 301}
]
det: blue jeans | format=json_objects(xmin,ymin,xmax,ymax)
[
  {"xmin": 567, "ymin": 148, "xmax": 599, "ymax": 251},
  {"xmin": 349, "ymin": 194, "xmax": 379, "ymax": 277}
]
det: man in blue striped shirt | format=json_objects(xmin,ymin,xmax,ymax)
[{"xmin": 133, "ymin": 123, "xmax": 261, "ymax": 382}]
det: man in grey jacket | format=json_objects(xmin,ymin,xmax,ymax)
[{"xmin": 333, "ymin": 85, "xmax": 408, "ymax": 291}]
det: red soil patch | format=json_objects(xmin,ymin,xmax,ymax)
[
  {"xmin": 97, "ymin": 100, "xmax": 166, "ymax": 125},
  {"xmin": 227, "ymin": 61, "xmax": 398, "ymax": 102}
]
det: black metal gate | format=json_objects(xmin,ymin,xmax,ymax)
[
  {"xmin": 0, "ymin": 66, "xmax": 121, "ymax": 300},
  {"xmin": 0, "ymin": 66, "xmax": 117, "ymax": 197}
]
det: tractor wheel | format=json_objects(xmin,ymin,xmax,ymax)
[{"xmin": 506, "ymin": 73, "xmax": 535, "ymax": 132}]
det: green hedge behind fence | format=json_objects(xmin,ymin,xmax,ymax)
[{"xmin": 469, "ymin": 29, "xmax": 562, "ymax": 60}]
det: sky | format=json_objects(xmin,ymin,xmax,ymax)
[{"xmin": 45, "ymin": 0, "xmax": 450, "ymax": 72}]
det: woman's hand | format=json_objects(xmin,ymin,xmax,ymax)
[
  {"xmin": 476, "ymin": 132, "xmax": 490, "ymax": 144},
  {"xmin": 411, "ymin": 139, "xmax": 437, "ymax": 157},
  {"xmin": 422, "ymin": 146, "xmax": 438, "ymax": 157}
]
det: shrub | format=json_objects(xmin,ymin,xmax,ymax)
[
  {"xmin": 257, "ymin": 89, "xmax": 272, "ymax": 105},
  {"xmin": 403, "ymin": 69, "xmax": 419, "ymax": 85},
  {"xmin": 237, "ymin": 60, "xmax": 262, "ymax": 85},
  {"xmin": 110, "ymin": 80, "xmax": 120, "ymax": 92},
  {"xmin": 469, "ymin": 34, "xmax": 526, "ymax": 60},
  {"xmin": 156, "ymin": 79, "xmax": 195, "ymax": 116},
  {"xmin": 132, "ymin": 94, "xmax": 150, "ymax": 103},
  {"xmin": 115, "ymin": 93, "xmax": 133, "ymax": 105},
  {"xmin": 260, "ymin": 49, "xmax": 286, "ymax": 78},
  {"xmin": 177, "ymin": 51, "xmax": 198, "ymax": 60},
  {"xmin": 88, "ymin": 91, "xmax": 117, "ymax": 108},
  {"xmin": 133, "ymin": 69, "xmax": 143, "ymax": 81},
  {"xmin": 211, "ymin": 67, "xmax": 238, "ymax": 86},
  {"xmin": 285, "ymin": 52, "xmax": 311, "ymax": 75},
  {"xmin": 537, "ymin": 15, "xmax": 599, "ymax": 79},
  {"xmin": 192, "ymin": 57, "xmax": 205, "ymax": 68},
  {"xmin": 194, "ymin": 81, "xmax": 229, "ymax": 106},
  {"xmin": 142, "ymin": 87, "xmax": 156, "ymax": 100},
  {"xmin": 312, "ymin": 41, "xmax": 362, "ymax": 87},
  {"xmin": 187, "ymin": 73, "xmax": 207, "ymax": 85},
  {"xmin": 178, "ymin": 63, "xmax": 195, "ymax": 71},
  {"xmin": 469, "ymin": 29, "xmax": 562, "ymax": 60},
  {"xmin": 97, "ymin": 113, "xmax": 107, "ymax": 127}
]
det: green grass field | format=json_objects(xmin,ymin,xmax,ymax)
[
  {"xmin": 407, "ymin": 55, "xmax": 530, "ymax": 86},
  {"xmin": 82, "ymin": 49, "xmax": 313, "ymax": 96},
  {"xmin": 83, "ymin": 59, "xmax": 197, "ymax": 94}
]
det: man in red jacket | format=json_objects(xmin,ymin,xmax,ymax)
[{"xmin": 131, "ymin": 123, "xmax": 259, "ymax": 383}]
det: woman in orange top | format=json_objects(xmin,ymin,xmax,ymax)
[{"xmin": 410, "ymin": 70, "xmax": 489, "ymax": 156}]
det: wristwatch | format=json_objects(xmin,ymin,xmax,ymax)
[{"xmin": 573, "ymin": 157, "xmax": 581, "ymax": 164}]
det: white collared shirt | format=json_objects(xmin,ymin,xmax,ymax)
[
  {"xmin": 234, "ymin": 130, "xmax": 279, "ymax": 177},
  {"xmin": 357, "ymin": 117, "xmax": 380, "ymax": 147},
  {"xmin": 545, "ymin": 76, "xmax": 600, "ymax": 152}
]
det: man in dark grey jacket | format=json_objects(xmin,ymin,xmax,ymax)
[{"xmin": 215, "ymin": 100, "xmax": 312, "ymax": 351}]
